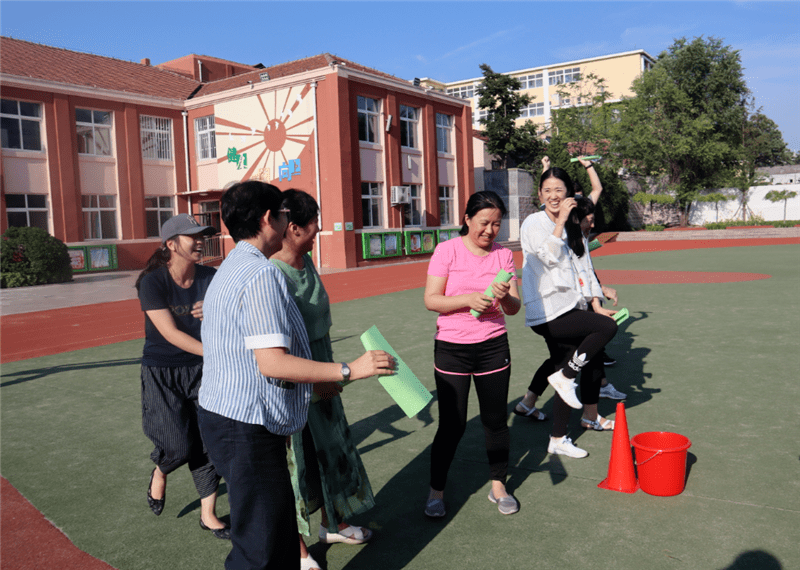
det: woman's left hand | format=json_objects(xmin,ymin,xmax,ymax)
[
  {"xmin": 191, "ymin": 300, "xmax": 204, "ymax": 321},
  {"xmin": 313, "ymin": 382, "xmax": 343, "ymax": 400},
  {"xmin": 594, "ymin": 306, "xmax": 617, "ymax": 320}
]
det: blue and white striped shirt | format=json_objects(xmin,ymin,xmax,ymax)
[{"xmin": 199, "ymin": 241, "xmax": 313, "ymax": 435}]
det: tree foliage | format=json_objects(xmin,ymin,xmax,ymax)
[
  {"xmin": 744, "ymin": 109, "xmax": 792, "ymax": 167},
  {"xmin": 1, "ymin": 226, "xmax": 72, "ymax": 288},
  {"xmin": 614, "ymin": 36, "xmax": 749, "ymax": 225},
  {"xmin": 550, "ymin": 72, "xmax": 616, "ymax": 156},
  {"xmin": 476, "ymin": 64, "xmax": 545, "ymax": 170},
  {"xmin": 765, "ymin": 189, "xmax": 798, "ymax": 221}
]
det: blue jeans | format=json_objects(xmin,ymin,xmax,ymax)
[{"xmin": 198, "ymin": 407, "xmax": 299, "ymax": 570}]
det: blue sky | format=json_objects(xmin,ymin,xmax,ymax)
[{"xmin": 2, "ymin": 1, "xmax": 798, "ymax": 150}]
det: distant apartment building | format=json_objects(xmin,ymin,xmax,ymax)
[
  {"xmin": 1, "ymin": 37, "xmax": 473, "ymax": 270},
  {"xmin": 422, "ymin": 50, "xmax": 655, "ymax": 134}
]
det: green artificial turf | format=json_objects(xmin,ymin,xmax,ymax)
[{"xmin": 2, "ymin": 245, "xmax": 798, "ymax": 569}]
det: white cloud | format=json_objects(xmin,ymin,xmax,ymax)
[{"xmin": 438, "ymin": 26, "xmax": 524, "ymax": 61}]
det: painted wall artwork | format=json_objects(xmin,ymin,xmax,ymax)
[{"xmin": 214, "ymin": 84, "xmax": 315, "ymax": 185}]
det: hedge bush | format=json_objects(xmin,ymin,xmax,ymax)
[{"xmin": 1, "ymin": 226, "xmax": 72, "ymax": 288}]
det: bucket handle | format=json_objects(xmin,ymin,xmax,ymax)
[{"xmin": 635, "ymin": 449, "xmax": 662, "ymax": 466}]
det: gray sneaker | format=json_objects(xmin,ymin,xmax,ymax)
[
  {"xmin": 424, "ymin": 498, "xmax": 446, "ymax": 518},
  {"xmin": 599, "ymin": 383, "xmax": 627, "ymax": 400},
  {"xmin": 488, "ymin": 490, "xmax": 519, "ymax": 515}
]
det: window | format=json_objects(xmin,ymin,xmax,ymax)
[
  {"xmin": 145, "ymin": 196, "xmax": 173, "ymax": 237},
  {"xmin": 195, "ymin": 115, "xmax": 216, "ymax": 161},
  {"xmin": 140, "ymin": 116, "xmax": 172, "ymax": 160},
  {"xmin": 82, "ymin": 195, "xmax": 117, "ymax": 239},
  {"xmin": 438, "ymin": 186, "xmax": 454, "ymax": 226},
  {"xmin": 436, "ymin": 113, "xmax": 453, "ymax": 154},
  {"xmin": 361, "ymin": 182, "xmax": 383, "ymax": 228},
  {"xmin": 399, "ymin": 105, "xmax": 419, "ymax": 149},
  {"xmin": 357, "ymin": 96, "xmax": 379, "ymax": 143},
  {"xmin": 473, "ymin": 108, "xmax": 489, "ymax": 125},
  {"xmin": 519, "ymin": 102, "xmax": 545, "ymax": 117},
  {"xmin": 518, "ymin": 73, "xmax": 543, "ymax": 90},
  {"xmin": 198, "ymin": 201, "xmax": 220, "ymax": 232},
  {"xmin": 76, "ymin": 109, "xmax": 112, "ymax": 156},
  {"xmin": 404, "ymin": 184, "xmax": 422, "ymax": 227},
  {"xmin": 1, "ymin": 99, "xmax": 42, "ymax": 151},
  {"xmin": 446, "ymin": 85, "xmax": 475, "ymax": 99},
  {"xmin": 548, "ymin": 67, "xmax": 581, "ymax": 86},
  {"xmin": 5, "ymin": 194, "xmax": 48, "ymax": 230}
]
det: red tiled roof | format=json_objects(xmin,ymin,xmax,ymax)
[
  {"xmin": 194, "ymin": 53, "xmax": 410, "ymax": 97},
  {"xmin": 1, "ymin": 37, "xmax": 200, "ymax": 100}
]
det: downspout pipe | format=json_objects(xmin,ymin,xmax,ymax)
[
  {"xmin": 182, "ymin": 110, "xmax": 192, "ymax": 214},
  {"xmin": 312, "ymin": 81, "xmax": 322, "ymax": 268}
]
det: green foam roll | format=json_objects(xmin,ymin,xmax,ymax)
[
  {"xmin": 470, "ymin": 269, "xmax": 514, "ymax": 318},
  {"xmin": 570, "ymin": 155, "xmax": 601, "ymax": 162},
  {"xmin": 360, "ymin": 325, "xmax": 433, "ymax": 418},
  {"xmin": 588, "ymin": 239, "xmax": 602, "ymax": 252},
  {"xmin": 614, "ymin": 307, "xmax": 629, "ymax": 324}
]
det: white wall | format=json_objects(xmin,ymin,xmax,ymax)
[{"xmin": 688, "ymin": 182, "xmax": 800, "ymax": 225}]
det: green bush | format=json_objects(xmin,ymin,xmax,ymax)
[
  {"xmin": 704, "ymin": 217, "xmax": 800, "ymax": 229},
  {"xmin": 1, "ymin": 226, "xmax": 72, "ymax": 288},
  {"xmin": 645, "ymin": 224, "xmax": 665, "ymax": 231}
]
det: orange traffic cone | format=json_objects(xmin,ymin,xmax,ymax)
[{"xmin": 598, "ymin": 402, "xmax": 638, "ymax": 493}]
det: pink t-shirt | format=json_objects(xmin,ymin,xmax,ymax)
[{"xmin": 427, "ymin": 236, "xmax": 517, "ymax": 344}]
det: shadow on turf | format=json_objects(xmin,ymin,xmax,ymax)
[
  {"xmin": 0, "ymin": 358, "xmax": 142, "ymax": 387},
  {"xmin": 720, "ymin": 550, "xmax": 783, "ymax": 569}
]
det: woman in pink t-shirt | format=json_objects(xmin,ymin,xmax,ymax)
[{"xmin": 423, "ymin": 191, "xmax": 521, "ymax": 518}]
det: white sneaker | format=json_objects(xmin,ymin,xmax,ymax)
[
  {"xmin": 547, "ymin": 370, "xmax": 582, "ymax": 409},
  {"xmin": 548, "ymin": 436, "xmax": 588, "ymax": 458},
  {"xmin": 599, "ymin": 383, "xmax": 627, "ymax": 400}
]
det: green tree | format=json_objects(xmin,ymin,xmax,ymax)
[
  {"xmin": 550, "ymin": 72, "xmax": 616, "ymax": 156},
  {"xmin": 615, "ymin": 36, "xmax": 749, "ymax": 225},
  {"xmin": 765, "ymin": 189, "xmax": 798, "ymax": 221},
  {"xmin": 476, "ymin": 64, "xmax": 545, "ymax": 170},
  {"xmin": 743, "ymin": 109, "xmax": 792, "ymax": 167}
]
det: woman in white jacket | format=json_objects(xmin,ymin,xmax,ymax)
[{"xmin": 517, "ymin": 165, "xmax": 618, "ymax": 458}]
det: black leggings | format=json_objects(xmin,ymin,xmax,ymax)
[
  {"xmin": 430, "ymin": 334, "xmax": 511, "ymax": 491},
  {"xmin": 530, "ymin": 309, "xmax": 617, "ymax": 437}
]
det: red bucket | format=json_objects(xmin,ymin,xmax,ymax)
[{"xmin": 631, "ymin": 431, "xmax": 691, "ymax": 496}]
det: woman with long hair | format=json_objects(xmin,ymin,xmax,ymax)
[
  {"xmin": 423, "ymin": 190, "xmax": 522, "ymax": 518},
  {"xmin": 135, "ymin": 214, "xmax": 229, "ymax": 539},
  {"xmin": 517, "ymin": 163, "xmax": 618, "ymax": 459}
]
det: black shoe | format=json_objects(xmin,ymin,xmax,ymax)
[
  {"xmin": 601, "ymin": 351, "xmax": 617, "ymax": 366},
  {"xmin": 147, "ymin": 468, "xmax": 165, "ymax": 516},
  {"xmin": 200, "ymin": 519, "xmax": 231, "ymax": 540}
]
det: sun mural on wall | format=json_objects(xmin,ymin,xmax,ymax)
[{"xmin": 214, "ymin": 83, "xmax": 314, "ymax": 184}]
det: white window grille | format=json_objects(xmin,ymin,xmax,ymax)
[
  {"xmin": 438, "ymin": 186, "xmax": 454, "ymax": 226},
  {"xmin": 361, "ymin": 182, "xmax": 383, "ymax": 228},
  {"xmin": 518, "ymin": 73, "xmax": 543, "ymax": 90},
  {"xmin": 82, "ymin": 194, "xmax": 117, "ymax": 239},
  {"xmin": 1, "ymin": 99, "xmax": 42, "ymax": 151},
  {"xmin": 436, "ymin": 113, "xmax": 453, "ymax": 154},
  {"xmin": 548, "ymin": 67, "xmax": 581, "ymax": 86},
  {"xmin": 520, "ymin": 102, "xmax": 545, "ymax": 117},
  {"xmin": 446, "ymin": 85, "xmax": 475, "ymax": 99},
  {"xmin": 400, "ymin": 105, "xmax": 419, "ymax": 149},
  {"xmin": 144, "ymin": 196, "xmax": 174, "ymax": 237},
  {"xmin": 5, "ymin": 194, "xmax": 48, "ymax": 230},
  {"xmin": 76, "ymin": 109, "xmax": 112, "ymax": 156},
  {"xmin": 357, "ymin": 96, "xmax": 379, "ymax": 143},
  {"xmin": 195, "ymin": 116, "xmax": 216, "ymax": 160},
  {"xmin": 473, "ymin": 108, "xmax": 489, "ymax": 125},
  {"xmin": 404, "ymin": 184, "xmax": 423, "ymax": 227},
  {"xmin": 140, "ymin": 116, "xmax": 173, "ymax": 160}
]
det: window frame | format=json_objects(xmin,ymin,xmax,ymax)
[
  {"xmin": 144, "ymin": 196, "xmax": 174, "ymax": 237},
  {"xmin": 399, "ymin": 104, "xmax": 420, "ymax": 149},
  {"xmin": 140, "ymin": 115, "xmax": 173, "ymax": 161},
  {"xmin": 81, "ymin": 194, "xmax": 118, "ymax": 239},
  {"xmin": 519, "ymin": 102, "xmax": 545, "ymax": 118},
  {"xmin": 1, "ymin": 99, "xmax": 43, "ymax": 151},
  {"xmin": 357, "ymin": 96, "xmax": 380, "ymax": 144},
  {"xmin": 5, "ymin": 193, "xmax": 49, "ymax": 230},
  {"xmin": 548, "ymin": 67, "xmax": 581, "ymax": 86},
  {"xmin": 438, "ymin": 186, "xmax": 455, "ymax": 227},
  {"xmin": 361, "ymin": 182, "xmax": 383, "ymax": 228},
  {"xmin": 436, "ymin": 113, "xmax": 453, "ymax": 154},
  {"xmin": 404, "ymin": 184, "xmax": 423, "ymax": 227},
  {"xmin": 195, "ymin": 115, "xmax": 217, "ymax": 161},
  {"xmin": 76, "ymin": 108, "xmax": 113, "ymax": 156},
  {"xmin": 518, "ymin": 73, "xmax": 543, "ymax": 90},
  {"xmin": 446, "ymin": 85, "xmax": 475, "ymax": 99}
]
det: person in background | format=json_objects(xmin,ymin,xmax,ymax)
[
  {"xmin": 135, "ymin": 214, "xmax": 229, "ymax": 539},
  {"xmin": 271, "ymin": 190, "xmax": 375, "ymax": 570},
  {"xmin": 423, "ymin": 191, "xmax": 522, "ymax": 518},
  {"xmin": 197, "ymin": 181, "xmax": 394, "ymax": 570}
]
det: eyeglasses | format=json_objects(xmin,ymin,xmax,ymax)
[{"xmin": 279, "ymin": 208, "xmax": 291, "ymax": 214}]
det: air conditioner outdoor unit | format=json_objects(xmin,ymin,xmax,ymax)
[{"xmin": 390, "ymin": 185, "xmax": 411, "ymax": 205}]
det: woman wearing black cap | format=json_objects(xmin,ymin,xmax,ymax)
[{"xmin": 134, "ymin": 214, "xmax": 229, "ymax": 539}]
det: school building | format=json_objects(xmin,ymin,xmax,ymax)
[{"xmin": 0, "ymin": 37, "xmax": 474, "ymax": 271}]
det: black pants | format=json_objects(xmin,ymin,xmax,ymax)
[
  {"xmin": 530, "ymin": 309, "xmax": 617, "ymax": 437},
  {"xmin": 430, "ymin": 334, "xmax": 511, "ymax": 491},
  {"xmin": 198, "ymin": 407, "xmax": 299, "ymax": 570},
  {"xmin": 141, "ymin": 364, "xmax": 220, "ymax": 498}
]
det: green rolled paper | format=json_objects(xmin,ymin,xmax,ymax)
[
  {"xmin": 588, "ymin": 239, "xmax": 602, "ymax": 252},
  {"xmin": 360, "ymin": 325, "xmax": 433, "ymax": 418},
  {"xmin": 470, "ymin": 269, "xmax": 514, "ymax": 318},
  {"xmin": 614, "ymin": 307, "xmax": 629, "ymax": 324},
  {"xmin": 570, "ymin": 155, "xmax": 601, "ymax": 162}
]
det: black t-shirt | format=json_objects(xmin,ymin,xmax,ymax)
[{"xmin": 138, "ymin": 264, "xmax": 216, "ymax": 367}]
